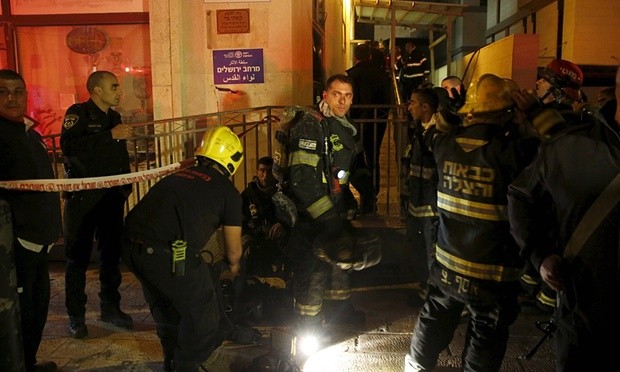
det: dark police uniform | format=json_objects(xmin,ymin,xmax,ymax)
[
  {"xmin": 60, "ymin": 98, "xmax": 132, "ymax": 319},
  {"xmin": 285, "ymin": 106, "xmax": 358, "ymax": 319},
  {"xmin": 122, "ymin": 165, "xmax": 242, "ymax": 368},
  {"xmin": 0, "ymin": 116, "xmax": 62, "ymax": 370},
  {"xmin": 406, "ymin": 121, "xmax": 539, "ymax": 371}
]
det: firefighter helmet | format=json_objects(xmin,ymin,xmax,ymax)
[
  {"xmin": 195, "ymin": 126, "xmax": 244, "ymax": 176},
  {"xmin": 458, "ymin": 73, "xmax": 514, "ymax": 117},
  {"xmin": 539, "ymin": 59, "xmax": 583, "ymax": 103}
]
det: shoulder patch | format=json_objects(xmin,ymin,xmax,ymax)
[
  {"xmin": 298, "ymin": 138, "xmax": 317, "ymax": 151},
  {"xmin": 63, "ymin": 114, "xmax": 80, "ymax": 129}
]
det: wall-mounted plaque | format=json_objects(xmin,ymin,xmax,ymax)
[{"xmin": 216, "ymin": 9, "xmax": 250, "ymax": 34}]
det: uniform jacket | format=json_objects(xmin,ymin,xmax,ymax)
[
  {"xmin": 124, "ymin": 165, "xmax": 242, "ymax": 256},
  {"xmin": 402, "ymin": 48, "xmax": 429, "ymax": 80},
  {"xmin": 432, "ymin": 121, "xmax": 539, "ymax": 285},
  {"xmin": 407, "ymin": 118, "xmax": 439, "ymax": 219},
  {"xmin": 60, "ymin": 99, "xmax": 130, "ymax": 179},
  {"xmin": 508, "ymin": 117, "xmax": 620, "ymax": 276},
  {"xmin": 0, "ymin": 117, "xmax": 62, "ymax": 245},
  {"xmin": 286, "ymin": 106, "xmax": 357, "ymax": 222}
]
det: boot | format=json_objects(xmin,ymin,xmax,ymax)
[
  {"xmin": 321, "ymin": 300, "xmax": 365, "ymax": 325},
  {"xmin": 100, "ymin": 305, "xmax": 133, "ymax": 329},
  {"xmin": 68, "ymin": 316, "xmax": 88, "ymax": 339}
]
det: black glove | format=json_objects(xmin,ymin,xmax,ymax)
[
  {"xmin": 448, "ymin": 86, "xmax": 466, "ymax": 113},
  {"xmin": 313, "ymin": 217, "xmax": 355, "ymax": 265}
]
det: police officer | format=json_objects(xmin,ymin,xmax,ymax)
[
  {"xmin": 405, "ymin": 74, "xmax": 540, "ymax": 372},
  {"xmin": 286, "ymin": 74, "xmax": 375, "ymax": 334},
  {"xmin": 60, "ymin": 70, "xmax": 134, "ymax": 338},
  {"xmin": 122, "ymin": 126, "xmax": 244, "ymax": 372}
]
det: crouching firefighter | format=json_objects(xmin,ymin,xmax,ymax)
[
  {"xmin": 121, "ymin": 126, "xmax": 244, "ymax": 372},
  {"xmin": 276, "ymin": 74, "xmax": 382, "ymax": 336}
]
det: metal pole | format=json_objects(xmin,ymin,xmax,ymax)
[{"xmin": 0, "ymin": 200, "xmax": 25, "ymax": 372}]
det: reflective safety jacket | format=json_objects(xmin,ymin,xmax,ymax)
[
  {"xmin": 407, "ymin": 118, "xmax": 439, "ymax": 219},
  {"xmin": 286, "ymin": 108, "xmax": 357, "ymax": 222},
  {"xmin": 432, "ymin": 122, "xmax": 539, "ymax": 284}
]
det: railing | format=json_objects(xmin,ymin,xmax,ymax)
[{"xmin": 43, "ymin": 104, "xmax": 409, "ymax": 218}]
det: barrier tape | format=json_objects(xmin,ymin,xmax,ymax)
[{"xmin": 0, "ymin": 159, "xmax": 195, "ymax": 192}]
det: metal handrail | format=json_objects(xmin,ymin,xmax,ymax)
[{"xmin": 43, "ymin": 104, "xmax": 409, "ymax": 218}]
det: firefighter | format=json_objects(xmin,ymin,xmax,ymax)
[
  {"xmin": 404, "ymin": 74, "xmax": 540, "ymax": 371},
  {"xmin": 285, "ymin": 74, "xmax": 380, "ymax": 335},
  {"xmin": 122, "ymin": 126, "xmax": 244, "ymax": 372},
  {"xmin": 509, "ymin": 60, "xmax": 620, "ymax": 371},
  {"xmin": 512, "ymin": 59, "xmax": 589, "ymax": 315}
]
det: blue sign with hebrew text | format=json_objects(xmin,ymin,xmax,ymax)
[{"xmin": 213, "ymin": 48, "xmax": 264, "ymax": 84}]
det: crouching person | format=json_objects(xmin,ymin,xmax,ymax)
[{"xmin": 122, "ymin": 126, "xmax": 244, "ymax": 372}]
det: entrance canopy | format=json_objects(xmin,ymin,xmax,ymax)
[{"xmin": 353, "ymin": 0, "xmax": 468, "ymax": 91}]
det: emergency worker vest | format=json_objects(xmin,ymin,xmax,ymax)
[{"xmin": 432, "ymin": 123, "xmax": 538, "ymax": 283}]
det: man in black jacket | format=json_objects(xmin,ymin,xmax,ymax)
[
  {"xmin": 0, "ymin": 69, "xmax": 61, "ymax": 372},
  {"xmin": 61, "ymin": 70, "xmax": 134, "ymax": 338},
  {"xmin": 347, "ymin": 43, "xmax": 390, "ymax": 210}
]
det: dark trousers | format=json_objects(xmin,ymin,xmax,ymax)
[
  {"xmin": 64, "ymin": 189, "xmax": 125, "ymax": 317},
  {"xmin": 288, "ymin": 222, "xmax": 350, "ymax": 317},
  {"xmin": 359, "ymin": 120, "xmax": 387, "ymax": 194},
  {"xmin": 406, "ymin": 216, "xmax": 438, "ymax": 284},
  {"xmin": 14, "ymin": 242, "xmax": 51, "ymax": 369},
  {"xmin": 405, "ymin": 279, "xmax": 520, "ymax": 372},
  {"xmin": 122, "ymin": 238, "xmax": 223, "ymax": 366}
]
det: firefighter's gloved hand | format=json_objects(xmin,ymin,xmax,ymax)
[
  {"xmin": 511, "ymin": 89, "xmax": 541, "ymax": 118},
  {"xmin": 313, "ymin": 218, "xmax": 356, "ymax": 265},
  {"xmin": 448, "ymin": 87, "xmax": 466, "ymax": 112}
]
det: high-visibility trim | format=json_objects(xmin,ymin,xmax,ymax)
[
  {"xmin": 437, "ymin": 191, "xmax": 507, "ymax": 221},
  {"xmin": 408, "ymin": 204, "xmax": 438, "ymax": 218},
  {"xmin": 295, "ymin": 302, "xmax": 321, "ymax": 317},
  {"xmin": 289, "ymin": 150, "xmax": 320, "ymax": 167},
  {"xmin": 435, "ymin": 245, "xmax": 522, "ymax": 282},
  {"xmin": 306, "ymin": 195, "xmax": 333, "ymax": 219},
  {"xmin": 520, "ymin": 273, "xmax": 538, "ymax": 285},
  {"xmin": 410, "ymin": 165, "xmax": 435, "ymax": 180},
  {"xmin": 455, "ymin": 137, "xmax": 489, "ymax": 152},
  {"xmin": 403, "ymin": 73, "xmax": 426, "ymax": 78},
  {"xmin": 324, "ymin": 288, "xmax": 351, "ymax": 301},
  {"xmin": 536, "ymin": 291, "xmax": 557, "ymax": 307}
]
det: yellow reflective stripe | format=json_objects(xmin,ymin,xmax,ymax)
[
  {"xmin": 536, "ymin": 291, "xmax": 557, "ymax": 307},
  {"xmin": 409, "ymin": 165, "xmax": 435, "ymax": 180},
  {"xmin": 437, "ymin": 191, "xmax": 507, "ymax": 221},
  {"xmin": 324, "ymin": 288, "xmax": 351, "ymax": 301},
  {"xmin": 295, "ymin": 301, "xmax": 321, "ymax": 317},
  {"xmin": 435, "ymin": 245, "xmax": 522, "ymax": 282},
  {"xmin": 520, "ymin": 273, "xmax": 538, "ymax": 285},
  {"xmin": 307, "ymin": 195, "xmax": 333, "ymax": 219},
  {"xmin": 455, "ymin": 137, "xmax": 489, "ymax": 152},
  {"xmin": 408, "ymin": 204, "xmax": 438, "ymax": 218},
  {"xmin": 289, "ymin": 151, "xmax": 320, "ymax": 167}
]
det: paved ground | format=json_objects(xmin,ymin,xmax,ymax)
[{"xmin": 36, "ymin": 223, "xmax": 557, "ymax": 371}]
